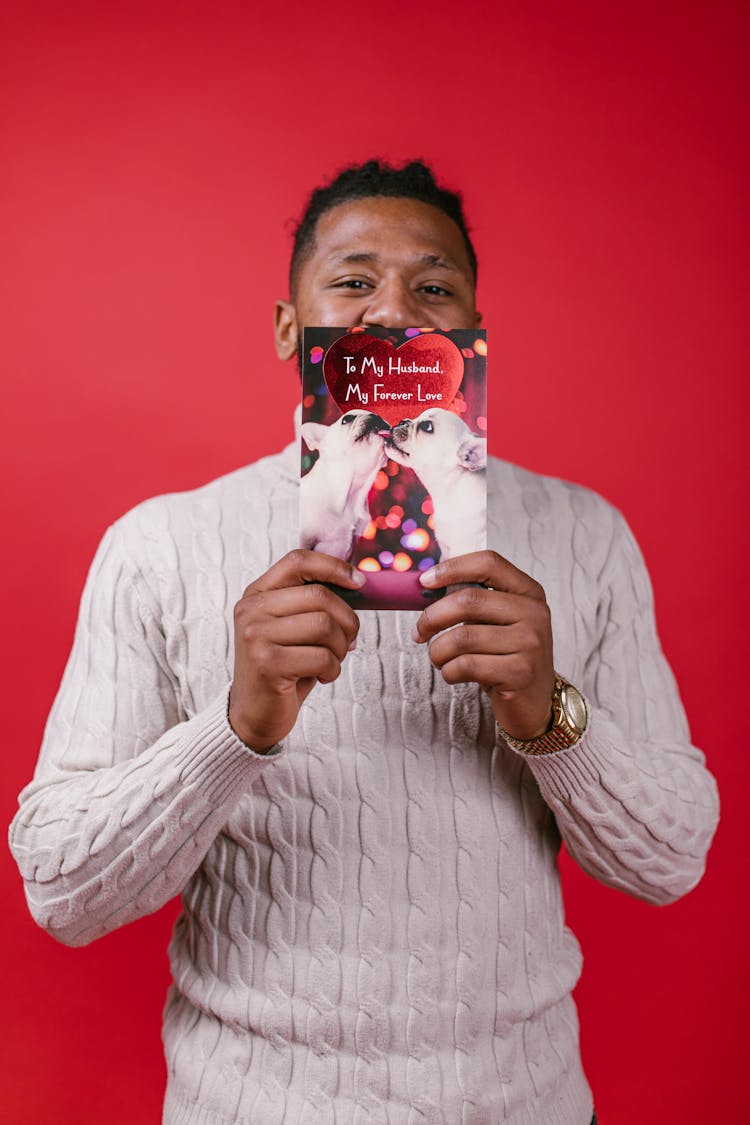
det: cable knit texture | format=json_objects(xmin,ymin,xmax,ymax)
[{"xmin": 9, "ymin": 436, "xmax": 719, "ymax": 1125}]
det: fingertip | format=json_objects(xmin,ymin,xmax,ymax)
[
  {"xmin": 350, "ymin": 568, "xmax": 367, "ymax": 588},
  {"xmin": 419, "ymin": 566, "xmax": 438, "ymax": 587}
]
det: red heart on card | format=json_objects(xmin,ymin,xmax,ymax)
[{"xmin": 323, "ymin": 333, "xmax": 464, "ymax": 426}]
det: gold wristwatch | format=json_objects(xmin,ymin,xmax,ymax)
[{"xmin": 498, "ymin": 673, "xmax": 588, "ymax": 756}]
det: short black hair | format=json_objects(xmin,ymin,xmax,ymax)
[{"xmin": 289, "ymin": 158, "xmax": 478, "ymax": 293}]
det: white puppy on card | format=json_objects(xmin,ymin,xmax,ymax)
[
  {"xmin": 300, "ymin": 410, "xmax": 387, "ymax": 561},
  {"xmin": 386, "ymin": 408, "xmax": 486, "ymax": 560}
]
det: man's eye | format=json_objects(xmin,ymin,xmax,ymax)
[
  {"xmin": 419, "ymin": 284, "xmax": 452, "ymax": 297},
  {"xmin": 334, "ymin": 279, "xmax": 372, "ymax": 290},
  {"xmin": 417, "ymin": 420, "xmax": 434, "ymax": 433}
]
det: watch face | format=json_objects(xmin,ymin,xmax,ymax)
[{"xmin": 561, "ymin": 684, "xmax": 588, "ymax": 732}]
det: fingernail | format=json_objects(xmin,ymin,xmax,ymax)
[
  {"xmin": 419, "ymin": 566, "xmax": 438, "ymax": 586},
  {"xmin": 411, "ymin": 627, "xmax": 421, "ymax": 643},
  {"xmin": 348, "ymin": 638, "xmax": 358, "ymax": 652},
  {"xmin": 351, "ymin": 569, "xmax": 366, "ymax": 587}
]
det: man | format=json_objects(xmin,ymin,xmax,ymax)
[{"xmin": 9, "ymin": 160, "xmax": 719, "ymax": 1124}]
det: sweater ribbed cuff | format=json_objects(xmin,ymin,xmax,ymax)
[
  {"xmin": 500, "ymin": 711, "xmax": 607, "ymax": 803},
  {"xmin": 174, "ymin": 686, "xmax": 285, "ymax": 806}
]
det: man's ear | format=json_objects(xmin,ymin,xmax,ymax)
[{"xmin": 274, "ymin": 299, "xmax": 299, "ymax": 362}]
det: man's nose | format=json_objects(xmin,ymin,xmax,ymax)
[{"xmin": 360, "ymin": 277, "xmax": 425, "ymax": 329}]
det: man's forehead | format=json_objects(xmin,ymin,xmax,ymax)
[
  {"xmin": 312, "ymin": 197, "xmax": 473, "ymax": 275},
  {"xmin": 325, "ymin": 249, "xmax": 464, "ymax": 274}
]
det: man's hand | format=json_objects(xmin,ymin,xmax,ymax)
[
  {"xmin": 228, "ymin": 550, "xmax": 364, "ymax": 752},
  {"xmin": 413, "ymin": 551, "xmax": 555, "ymax": 740}
]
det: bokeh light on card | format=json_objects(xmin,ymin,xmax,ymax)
[{"xmin": 401, "ymin": 528, "xmax": 430, "ymax": 551}]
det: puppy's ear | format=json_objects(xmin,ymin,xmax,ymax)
[
  {"xmin": 457, "ymin": 435, "xmax": 487, "ymax": 471},
  {"xmin": 301, "ymin": 422, "xmax": 329, "ymax": 452}
]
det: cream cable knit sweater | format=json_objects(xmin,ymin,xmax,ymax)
[{"xmin": 9, "ymin": 438, "xmax": 718, "ymax": 1125}]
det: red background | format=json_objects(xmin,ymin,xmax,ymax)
[{"xmin": 1, "ymin": 2, "xmax": 747, "ymax": 1122}]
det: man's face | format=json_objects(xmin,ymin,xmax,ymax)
[{"xmin": 274, "ymin": 196, "xmax": 481, "ymax": 363}]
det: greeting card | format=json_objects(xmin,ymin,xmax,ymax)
[{"xmin": 300, "ymin": 326, "xmax": 487, "ymax": 610}]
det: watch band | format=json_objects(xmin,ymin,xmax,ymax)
[{"xmin": 505, "ymin": 723, "xmax": 581, "ymax": 756}]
